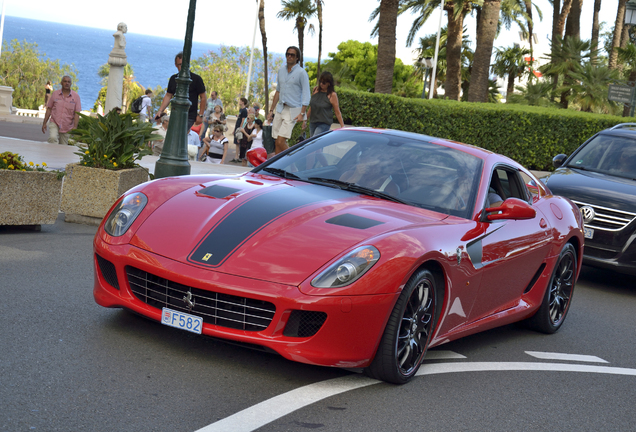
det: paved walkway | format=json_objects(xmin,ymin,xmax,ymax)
[{"xmin": 0, "ymin": 114, "xmax": 250, "ymax": 176}]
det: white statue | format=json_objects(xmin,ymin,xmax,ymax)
[
  {"xmin": 106, "ymin": 22, "xmax": 128, "ymax": 112},
  {"xmin": 108, "ymin": 22, "xmax": 128, "ymax": 67}
]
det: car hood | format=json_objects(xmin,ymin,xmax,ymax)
[
  {"xmin": 131, "ymin": 175, "xmax": 447, "ymax": 285},
  {"xmin": 545, "ymin": 167, "xmax": 636, "ymax": 212}
]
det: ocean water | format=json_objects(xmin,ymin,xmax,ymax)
[{"xmin": 2, "ymin": 16, "xmax": 223, "ymax": 108}]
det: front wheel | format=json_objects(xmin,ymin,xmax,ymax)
[
  {"xmin": 526, "ymin": 242, "xmax": 577, "ymax": 334},
  {"xmin": 364, "ymin": 269, "xmax": 437, "ymax": 384}
]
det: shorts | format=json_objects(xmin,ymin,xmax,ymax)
[
  {"xmin": 47, "ymin": 122, "xmax": 70, "ymax": 145},
  {"xmin": 272, "ymin": 106, "xmax": 297, "ymax": 140}
]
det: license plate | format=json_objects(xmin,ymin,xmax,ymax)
[
  {"xmin": 583, "ymin": 227, "xmax": 594, "ymax": 239},
  {"xmin": 161, "ymin": 307, "xmax": 203, "ymax": 334}
]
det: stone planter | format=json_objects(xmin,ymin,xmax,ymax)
[
  {"xmin": 0, "ymin": 170, "xmax": 63, "ymax": 227},
  {"xmin": 61, "ymin": 163, "xmax": 149, "ymax": 225}
]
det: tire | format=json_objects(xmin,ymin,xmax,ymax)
[
  {"xmin": 364, "ymin": 269, "xmax": 437, "ymax": 384},
  {"xmin": 526, "ymin": 242, "xmax": 577, "ymax": 334}
]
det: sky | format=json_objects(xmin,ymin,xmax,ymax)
[{"xmin": 0, "ymin": 0, "xmax": 621, "ymax": 65}]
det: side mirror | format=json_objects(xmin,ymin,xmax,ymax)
[
  {"xmin": 485, "ymin": 198, "xmax": 536, "ymax": 221},
  {"xmin": 552, "ymin": 154, "xmax": 568, "ymax": 168}
]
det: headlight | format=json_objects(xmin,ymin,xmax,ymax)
[
  {"xmin": 104, "ymin": 192, "xmax": 147, "ymax": 236},
  {"xmin": 311, "ymin": 246, "xmax": 380, "ymax": 288}
]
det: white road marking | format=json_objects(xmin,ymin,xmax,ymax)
[
  {"xmin": 196, "ymin": 357, "xmax": 636, "ymax": 432},
  {"xmin": 424, "ymin": 350, "xmax": 467, "ymax": 360},
  {"xmin": 525, "ymin": 351, "xmax": 608, "ymax": 363},
  {"xmin": 415, "ymin": 361, "xmax": 636, "ymax": 376},
  {"xmin": 194, "ymin": 375, "xmax": 379, "ymax": 432}
]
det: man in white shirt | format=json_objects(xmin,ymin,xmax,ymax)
[
  {"xmin": 139, "ymin": 89, "xmax": 153, "ymax": 122},
  {"xmin": 269, "ymin": 46, "xmax": 310, "ymax": 154}
]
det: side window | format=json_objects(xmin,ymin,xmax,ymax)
[
  {"xmin": 519, "ymin": 171, "xmax": 540, "ymax": 203},
  {"xmin": 489, "ymin": 168, "xmax": 531, "ymax": 205}
]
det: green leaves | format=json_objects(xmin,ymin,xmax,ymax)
[
  {"xmin": 0, "ymin": 39, "xmax": 78, "ymax": 110},
  {"xmin": 70, "ymin": 111, "xmax": 160, "ymax": 170}
]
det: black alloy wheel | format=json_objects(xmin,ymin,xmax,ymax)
[
  {"xmin": 365, "ymin": 269, "xmax": 437, "ymax": 384},
  {"xmin": 526, "ymin": 242, "xmax": 577, "ymax": 334}
]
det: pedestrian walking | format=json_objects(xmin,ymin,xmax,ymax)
[
  {"xmin": 269, "ymin": 46, "xmax": 310, "ymax": 154},
  {"xmin": 155, "ymin": 52, "xmax": 206, "ymax": 129},
  {"xmin": 138, "ymin": 89, "xmax": 153, "ymax": 123},
  {"xmin": 303, "ymin": 71, "xmax": 345, "ymax": 137},
  {"xmin": 41, "ymin": 76, "xmax": 81, "ymax": 145},
  {"xmin": 232, "ymin": 97, "xmax": 248, "ymax": 163}
]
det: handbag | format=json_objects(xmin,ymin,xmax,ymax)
[{"xmin": 235, "ymin": 130, "xmax": 243, "ymax": 141}]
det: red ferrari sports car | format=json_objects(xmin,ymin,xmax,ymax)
[{"xmin": 93, "ymin": 128, "xmax": 584, "ymax": 384}]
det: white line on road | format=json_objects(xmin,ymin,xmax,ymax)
[
  {"xmin": 196, "ymin": 359, "xmax": 636, "ymax": 432},
  {"xmin": 424, "ymin": 350, "xmax": 467, "ymax": 360},
  {"xmin": 194, "ymin": 374, "xmax": 379, "ymax": 432},
  {"xmin": 525, "ymin": 351, "xmax": 608, "ymax": 363}
]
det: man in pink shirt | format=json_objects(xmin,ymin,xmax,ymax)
[{"xmin": 42, "ymin": 76, "xmax": 81, "ymax": 145}]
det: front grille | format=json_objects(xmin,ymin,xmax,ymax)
[
  {"xmin": 283, "ymin": 310, "xmax": 327, "ymax": 337},
  {"xmin": 126, "ymin": 267, "xmax": 276, "ymax": 332},
  {"xmin": 573, "ymin": 200, "xmax": 636, "ymax": 232},
  {"xmin": 96, "ymin": 254, "xmax": 119, "ymax": 289}
]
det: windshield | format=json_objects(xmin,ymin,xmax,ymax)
[
  {"xmin": 257, "ymin": 130, "xmax": 483, "ymax": 219},
  {"xmin": 567, "ymin": 133, "xmax": 636, "ymax": 179}
]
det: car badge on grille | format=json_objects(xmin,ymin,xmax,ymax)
[
  {"xmin": 580, "ymin": 206, "xmax": 596, "ymax": 224},
  {"xmin": 183, "ymin": 291, "xmax": 196, "ymax": 312}
]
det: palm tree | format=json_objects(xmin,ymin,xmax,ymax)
[
  {"xmin": 491, "ymin": 45, "xmax": 531, "ymax": 100},
  {"xmin": 508, "ymin": 79, "xmax": 555, "ymax": 106},
  {"xmin": 391, "ymin": 0, "xmax": 472, "ymax": 100},
  {"xmin": 541, "ymin": 36, "xmax": 599, "ymax": 108},
  {"xmin": 591, "ymin": 0, "xmax": 602, "ymax": 63},
  {"xmin": 277, "ymin": 0, "xmax": 317, "ymax": 66},
  {"xmin": 467, "ymin": 0, "xmax": 502, "ymax": 102},
  {"xmin": 259, "ymin": 0, "xmax": 269, "ymax": 113},
  {"xmin": 414, "ymin": 26, "xmax": 473, "ymax": 98},
  {"xmin": 609, "ymin": 0, "xmax": 628, "ymax": 69},
  {"xmin": 618, "ymin": 42, "xmax": 636, "ymax": 115},
  {"xmin": 375, "ymin": 0, "xmax": 400, "ymax": 94},
  {"xmin": 569, "ymin": 64, "xmax": 621, "ymax": 113},
  {"xmin": 315, "ymin": 0, "xmax": 323, "ymax": 79},
  {"xmin": 564, "ymin": 0, "xmax": 583, "ymax": 39}
]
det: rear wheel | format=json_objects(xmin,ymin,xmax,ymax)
[
  {"xmin": 526, "ymin": 243, "xmax": 577, "ymax": 334},
  {"xmin": 364, "ymin": 269, "xmax": 436, "ymax": 384}
]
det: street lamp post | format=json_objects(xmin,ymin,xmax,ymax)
[{"xmin": 154, "ymin": 0, "xmax": 198, "ymax": 179}]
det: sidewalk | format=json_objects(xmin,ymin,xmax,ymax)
[{"xmin": 0, "ymin": 114, "xmax": 250, "ymax": 176}]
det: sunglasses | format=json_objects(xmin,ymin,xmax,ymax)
[{"xmin": 286, "ymin": 52, "xmax": 296, "ymax": 57}]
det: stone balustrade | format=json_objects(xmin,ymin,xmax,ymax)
[{"xmin": 15, "ymin": 108, "xmax": 46, "ymax": 118}]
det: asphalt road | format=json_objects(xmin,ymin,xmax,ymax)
[
  {"xmin": 1, "ymin": 215, "xmax": 635, "ymax": 432},
  {"xmin": 0, "ymin": 119, "xmax": 48, "ymax": 142}
]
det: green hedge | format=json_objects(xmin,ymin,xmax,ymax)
[{"xmin": 327, "ymin": 87, "xmax": 632, "ymax": 171}]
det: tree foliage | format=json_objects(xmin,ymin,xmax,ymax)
[
  {"xmin": 0, "ymin": 39, "xmax": 78, "ymax": 110},
  {"xmin": 305, "ymin": 40, "xmax": 422, "ymax": 97},
  {"xmin": 191, "ymin": 45, "xmax": 283, "ymax": 115}
]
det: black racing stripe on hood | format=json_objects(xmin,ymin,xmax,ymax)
[
  {"xmin": 326, "ymin": 213, "xmax": 384, "ymax": 229},
  {"xmin": 188, "ymin": 184, "xmax": 349, "ymax": 267}
]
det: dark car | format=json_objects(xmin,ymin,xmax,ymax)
[{"xmin": 544, "ymin": 123, "xmax": 636, "ymax": 275}]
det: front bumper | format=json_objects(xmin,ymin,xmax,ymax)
[{"xmin": 93, "ymin": 236, "xmax": 399, "ymax": 368}]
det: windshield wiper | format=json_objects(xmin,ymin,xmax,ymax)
[
  {"xmin": 308, "ymin": 177, "xmax": 409, "ymax": 205},
  {"xmin": 262, "ymin": 167, "xmax": 301, "ymax": 180}
]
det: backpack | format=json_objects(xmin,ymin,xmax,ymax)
[{"xmin": 130, "ymin": 96, "xmax": 144, "ymax": 113}]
